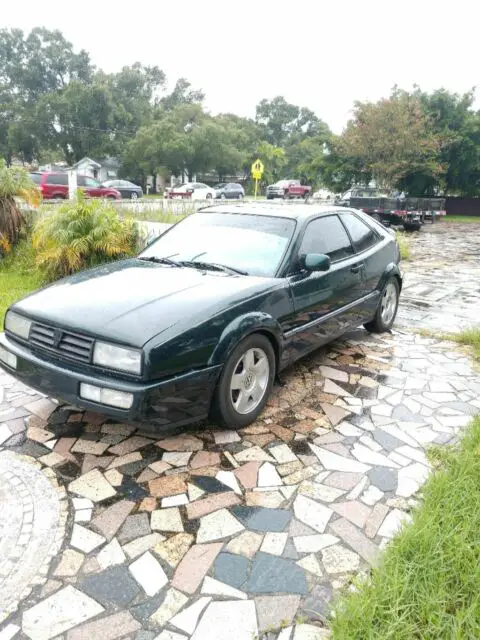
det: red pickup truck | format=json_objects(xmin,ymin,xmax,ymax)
[{"xmin": 266, "ymin": 180, "xmax": 312, "ymax": 200}]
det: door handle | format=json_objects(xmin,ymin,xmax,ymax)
[{"xmin": 350, "ymin": 263, "xmax": 364, "ymax": 274}]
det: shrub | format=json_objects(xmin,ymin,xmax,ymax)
[
  {"xmin": 395, "ymin": 231, "xmax": 410, "ymax": 260},
  {"xmin": 0, "ymin": 160, "xmax": 40, "ymax": 251},
  {"xmin": 33, "ymin": 196, "xmax": 138, "ymax": 281}
]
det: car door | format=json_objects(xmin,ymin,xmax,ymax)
[
  {"xmin": 339, "ymin": 210, "xmax": 385, "ymax": 316},
  {"xmin": 118, "ymin": 181, "xmax": 132, "ymax": 198},
  {"xmin": 283, "ymin": 214, "xmax": 366, "ymax": 361},
  {"xmin": 84, "ymin": 176, "xmax": 103, "ymax": 198}
]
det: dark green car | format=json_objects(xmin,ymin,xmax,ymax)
[{"xmin": 0, "ymin": 205, "xmax": 402, "ymax": 430}]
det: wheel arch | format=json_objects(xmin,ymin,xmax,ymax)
[
  {"xmin": 378, "ymin": 262, "xmax": 403, "ymax": 293},
  {"xmin": 208, "ymin": 312, "xmax": 283, "ymax": 373}
]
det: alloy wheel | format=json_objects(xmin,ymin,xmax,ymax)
[{"xmin": 229, "ymin": 347, "xmax": 270, "ymax": 415}]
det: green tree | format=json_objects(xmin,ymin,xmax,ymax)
[
  {"xmin": 160, "ymin": 78, "xmax": 204, "ymax": 110},
  {"xmin": 334, "ymin": 91, "xmax": 443, "ymax": 191},
  {"xmin": 0, "ymin": 27, "xmax": 93, "ymax": 103},
  {"xmin": 0, "ymin": 160, "xmax": 39, "ymax": 248},
  {"xmin": 412, "ymin": 88, "xmax": 480, "ymax": 195},
  {"xmin": 254, "ymin": 141, "xmax": 286, "ymax": 186},
  {"xmin": 255, "ymin": 96, "xmax": 322, "ymax": 147}
]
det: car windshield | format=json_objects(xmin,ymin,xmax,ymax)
[
  {"xmin": 214, "ymin": 184, "xmax": 226, "ymax": 189},
  {"xmin": 139, "ymin": 212, "xmax": 296, "ymax": 277}
]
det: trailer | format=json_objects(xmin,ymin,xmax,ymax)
[{"xmin": 338, "ymin": 196, "xmax": 446, "ymax": 231}]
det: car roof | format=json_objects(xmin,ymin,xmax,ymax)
[{"xmin": 198, "ymin": 203, "xmax": 342, "ymax": 221}]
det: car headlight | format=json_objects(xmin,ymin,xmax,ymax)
[
  {"xmin": 5, "ymin": 311, "xmax": 32, "ymax": 339},
  {"xmin": 93, "ymin": 341, "xmax": 142, "ymax": 374}
]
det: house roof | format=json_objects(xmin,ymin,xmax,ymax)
[{"xmin": 73, "ymin": 157, "xmax": 101, "ymax": 169}]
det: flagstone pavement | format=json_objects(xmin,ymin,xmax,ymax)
[{"xmin": 0, "ymin": 222, "xmax": 479, "ymax": 640}]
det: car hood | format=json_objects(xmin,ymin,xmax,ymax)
[{"xmin": 12, "ymin": 259, "xmax": 280, "ymax": 348}]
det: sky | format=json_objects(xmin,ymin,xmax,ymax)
[{"xmin": 3, "ymin": 0, "xmax": 479, "ymax": 133}]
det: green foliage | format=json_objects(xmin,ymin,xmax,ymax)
[
  {"xmin": 395, "ymin": 231, "xmax": 410, "ymax": 260},
  {"xmin": 335, "ymin": 90, "xmax": 444, "ymax": 190},
  {"xmin": 3, "ymin": 27, "xmax": 480, "ymax": 197},
  {"xmin": 332, "ymin": 416, "xmax": 480, "ymax": 639},
  {"xmin": 415, "ymin": 88, "xmax": 480, "ymax": 196},
  {"xmin": 253, "ymin": 142, "xmax": 286, "ymax": 186},
  {"xmin": 255, "ymin": 96, "xmax": 326, "ymax": 148},
  {"xmin": 0, "ymin": 238, "xmax": 42, "ymax": 320},
  {"xmin": 32, "ymin": 196, "xmax": 138, "ymax": 281},
  {"xmin": 0, "ymin": 160, "xmax": 39, "ymax": 247},
  {"xmin": 448, "ymin": 327, "xmax": 480, "ymax": 360}
]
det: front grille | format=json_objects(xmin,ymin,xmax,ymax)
[{"xmin": 29, "ymin": 323, "xmax": 94, "ymax": 363}]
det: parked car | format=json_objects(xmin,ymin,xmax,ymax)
[
  {"xmin": 164, "ymin": 182, "xmax": 216, "ymax": 200},
  {"xmin": 266, "ymin": 180, "xmax": 312, "ymax": 200},
  {"xmin": 29, "ymin": 172, "xmax": 121, "ymax": 200},
  {"xmin": 214, "ymin": 183, "xmax": 245, "ymax": 199},
  {"xmin": 1, "ymin": 204, "xmax": 402, "ymax": 430},
  {"xmin": 102, "ymin": 180, "xmax": 143, "ymax": 200}
]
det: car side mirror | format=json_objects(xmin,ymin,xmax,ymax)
[
  {"xmin": 303, "ymin": 253, "xmax": 331, "ymax": 272},
  {"xmin": 187, "ymin": 188, "xmax": 194, "ymax": 194}
]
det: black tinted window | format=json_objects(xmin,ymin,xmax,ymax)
[
  {"xmin": 300, "ymin": 215, "xmax": 353, "ymax": 262},
  {"xmin": 76, "ymin": 175, "xmax": 86, "ymax": 186},
  {"xmin": 46, "ymin": 173, "xmax": 68, "ymax": 185},
  {"xmin": 341, "ymin": 213, "xmax": 378, "ymax": 252},
  {"xmin": 29, "ymin": 173, "xmax": 41, "ymax": 184}
]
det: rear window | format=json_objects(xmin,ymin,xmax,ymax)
[
  {"xmin": 29, "ymin": 173, "xmax": 42, "ymax": 184},
  {"xmin": 46, "ymin": 173, "xmax": 68, "ymax": 185}
]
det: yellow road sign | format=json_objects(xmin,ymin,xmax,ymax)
[{"xmin": 251, "ymin": 158, "xmax": 264, "ymax": 177}]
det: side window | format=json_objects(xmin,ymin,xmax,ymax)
[
  {"xmin": 76, "ymin": 175, "xmax": 86, "ymax": 187},
  {"xmin": 341, "ymin": 213, "xmax": 379, "ymax": 253},
  {"xmin": 299, "ymin": 216, "xmax": 354, "ymax": 262},
  {"xmin": 46, "ymin": 173, "xmax": 68, "ymax": 185},
  {"xmin": 85, "ymin": 177, "xmax": 100, "ymax": 187}
]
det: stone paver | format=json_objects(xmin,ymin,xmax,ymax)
[{"xmin": 1, "ymin": 223, "xmax": 480, "ymax": 638}]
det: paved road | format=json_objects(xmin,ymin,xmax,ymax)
[
  {"xmin": 398, "ymin": 221, "xmax": 480, "ymax": 332},
  {"xmin": 0, "ymin": 222, "xmax": 478, "ymax": 640}
]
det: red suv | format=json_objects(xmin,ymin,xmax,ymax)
[{"xmin": 30, "ymin": 172, "xmax": 121, "ymax": 200}]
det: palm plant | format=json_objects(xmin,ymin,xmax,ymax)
[
  {"xmin": 0, "ymin": 160, "xmax": 40, "ymax": 251},
  {"xmin": 33, "ymin": 195, "xmax": 138, "ymax": 281}
]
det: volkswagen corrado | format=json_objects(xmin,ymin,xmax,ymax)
[{"xmin": 0, "ymin": 205, "xmax": 402, "ymax": 430}]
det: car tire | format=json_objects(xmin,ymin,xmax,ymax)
[
  {"xmin": 364, "ymin": 277, "xmax": 400, "ymax": 333},
  {"xmin": 266, "ymin": 195, "xmax": 273, "ymax": 200},
  {"xmin": 131, "ymin": 192, "xmax": 138, "ymax": 200},
  {"xmin": 107, "ymin": 195, "xmax": 117, "ymax": 200},
  {"xmin": 211, "ymin": 333, "xmax": 276, "ymax": 428},
  {"xmin": 220, "ymin": 193, "xmax": 226, "ymax": 200},
  {"xmin": 237, "ymin": 194, "xmax": 243, "ymax": 200},
  {"xmin": 206, "ymin": 193, "xmax": 213, "ymax": 200}
]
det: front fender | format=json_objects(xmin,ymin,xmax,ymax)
[
  {"xmin": 379, "ymin": 262, "xmax": 403, "ymax": 292},
  {"xmin": 208, "ymin": 312, "xmax": 283, "ymax": 367}
]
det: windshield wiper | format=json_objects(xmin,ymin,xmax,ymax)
[
  {"xmin": 138, "ymin": 256, "xmax": 184, "ymax": 268},
  {"xmin": 181, "ymin": 260, "xmax": 248, "ymax": 276}
]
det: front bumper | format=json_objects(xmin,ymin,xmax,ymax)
[{"xmin": 0, "ymin": 333, "xmax": 222, "ymax": 430}]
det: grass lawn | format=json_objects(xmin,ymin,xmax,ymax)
[
  {"xmin": 332, "ymin": 415, "xmax": 480, "ymax": 639},
  {"xmin": 442, "ymin": 215, "xmax": 480, "ymax": 222},
  {"xmin": 449, "ymin": 328, "xmax": 480, "ymax": 359},
  {"xmin": 395, "ymin": 231, "xmax": 410, "ymax": 260},
  {"xmin": 0, "ymin": 241, "xmax": 43, "ymax": 321}
]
